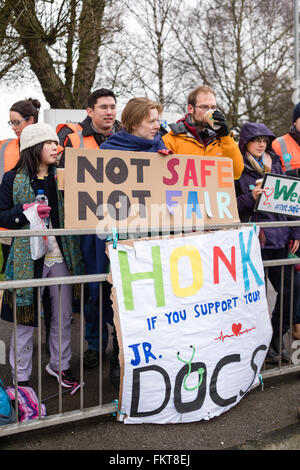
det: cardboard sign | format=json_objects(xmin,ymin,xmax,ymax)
[
  {"xmin": 255, "ymin": 173, "xmax": 300, "ymax": 217},
  {"xmin": 107, "ymin": 227, "xmax": 272, "ymax": 424},
  {"xmin": 64, "ymin": 148, "xmax": 240, "ymax": 233}
]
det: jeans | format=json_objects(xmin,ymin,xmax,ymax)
[{"xmin": 84, "ymin": 299, "xmax": 108, "ymax": 352}]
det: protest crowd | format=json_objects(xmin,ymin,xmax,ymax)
[{"xmin": 1, "ymin": 85, "xmax": 300, "ymax": 425}]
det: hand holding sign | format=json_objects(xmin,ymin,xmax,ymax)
[
  {"xmin": 252, "ymin": 184, "xmax": 266, "ymax": 201},
  {"xmin": 289, "ymin": 239, "xmax": 300, "ymax": 255},
  {"xmin": 255, "ymin": 173, "xmax": 300, "ymax": 217}
]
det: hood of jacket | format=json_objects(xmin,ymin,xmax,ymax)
[{"xmin": 238, "ymin": 122, "xmax": 276, "ymax": 155}]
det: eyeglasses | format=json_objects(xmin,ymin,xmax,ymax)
[
  {"xmin": 193, "ymin": 105, "xmax": 218, "ymax": 111},
  {"xmin": 8, "ymin": 117, "xmax": 29, "ymax": 127},
  {"xmin": 249, "ymin": 136, "xmax": 269, "ymax": 144}
]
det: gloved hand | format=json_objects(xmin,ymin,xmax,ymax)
[
  {"xmin": 23, "ymin": 203, "xmax": 35, "ymax": 211},
  {"xmin": 37, "ymin": 204, "xmax": 51, "ymax": 220},
  {"xmin": 158, "ymin": 148, "xmax": 173, "ymax": 155},
  {"xmin": 212, "ymin": 110, "xmax": 230, "ymax": 137},
  {"xmin": 23, "ymin": 202, "xmax": 51, "ymax": 220}
]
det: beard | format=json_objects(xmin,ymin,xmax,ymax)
[{"xmin": 191, "ymin": 112, "xmax": 207, "ymax": 130}]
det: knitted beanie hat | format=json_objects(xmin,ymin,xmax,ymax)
[
  {"xmin": 293, "ymin": 102, "xmax": 300, "ymax": 123},
  {"xmin": 20, "ymin": 122, "xmax": 58, "ymax": 152}
]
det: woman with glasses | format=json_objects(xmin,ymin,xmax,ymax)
[
  {"xmin": 0, "ymin": 98, "xmax": 41, "ymax": 182},
  {"xmin": 8, "ymin": 98, "xmax": 40, "ymax": 137},
  {"xmin": 235, "ymin": 122, "xmax": 300, "ymax": 365}
]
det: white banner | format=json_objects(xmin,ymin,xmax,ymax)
[{"xmin": 108, "ymin": 227, "xmax": 272, "ymax": 424}]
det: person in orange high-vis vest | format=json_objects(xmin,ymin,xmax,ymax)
[
  {"xmin": 57, "ymin": 89, "xmax": 121, "ymax": 167},
  {"xmin": 66, "ymin": 130, "xmax": 100, "ymax": 149},
  {"xmin": 272, "ymin": 102, "xmax": 300, "ymax": 340},
  {"xmin": 0, "ymin": 98, "xmax": 41, "ymax": 181},
  {"xmin": 0, "ymin": 138, "xmax": 20, "ymax": 183},
  {"xmin": 272, "ymin": 102, "xmax": 300, "ymax": 175},
  {"xmin": 58, "ymin": 89, "xmax": 121, "ymax": 377}
]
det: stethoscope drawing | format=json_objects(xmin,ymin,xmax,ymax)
[{"xmin": 177, "ymin": 345, "xmax": 205, "ymax": 391}]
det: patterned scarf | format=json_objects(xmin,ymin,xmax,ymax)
[
  {"xmin": 4, "ymin": 168, "xmax": 85, "ymax": 325},
  {"xmin": 179, "ymin": 114, "xmax": 217, "ymax": 148},
  {"xmin": 245, "ymin": 151, "xmax": 272, "ymax": 174}
]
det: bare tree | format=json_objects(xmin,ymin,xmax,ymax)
[
  {"xmin": 171, "ymin": 0, "xmax": 294, "ymax": 134},
  {"xmin": 0, "ymin": 0, "xmax": 122, "ymax": 108},
  {"xmin": 0, "ymin": 0, "xmax": 294, "ymax": 133},
  {"xmin": 101, "ymin": 0, "xmax": 183, "ymax": 109}
]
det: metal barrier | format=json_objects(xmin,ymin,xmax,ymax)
[{"xmin": 1, "ymin": 222, "xmax": 300, "ymax": 437}]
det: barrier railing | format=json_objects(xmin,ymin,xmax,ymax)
[{"xmin": 1, "ymin": 222, "xmax": 300, "ymax": 436}]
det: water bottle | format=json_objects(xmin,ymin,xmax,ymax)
[{"xmin": 35, "ymin": 189, "xmax": 49, "ymax": 227}]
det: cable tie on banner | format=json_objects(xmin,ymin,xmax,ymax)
[
  {"xmin": 107, "ymin": 228, "xmax": 118, "ymax": 249},
  {"xmin": 258, "ymin": 373, "xmax": 264, "ymax": 391},
  {"xmin": 111, "ymin": 399, "xmax": 125, "ymax": 417},
  {"xmin": 251, "ymin": 222, "xmax": 257, "ymax": 234}
]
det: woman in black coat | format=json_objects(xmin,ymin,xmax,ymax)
[{"xmin": 235, "ymin": 122, "xmax": 300, "ymax": 364}]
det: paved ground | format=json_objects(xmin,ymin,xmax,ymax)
[
  {"xmin": 1, "ymin": 286, "xmax": 300, "ymax": 451},
  {"xmin": 1, "ymin": 372, "xmax": 300, "ymax": 451},
  {"xmin": 1, "ymin": 316, "xmax": 300, "ymax": 451}
]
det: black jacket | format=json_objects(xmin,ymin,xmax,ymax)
[{"xmin": 0, "ymin": 167, "xmax": 60, "ymax": 230}]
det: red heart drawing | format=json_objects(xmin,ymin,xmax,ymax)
[
  {"xmin": 232, "ymin": 323, "xmax": 242, "ymax": 336},
  {"xmin": 262, "ymin": 187, "xmax": 274, "ymax": 206}
]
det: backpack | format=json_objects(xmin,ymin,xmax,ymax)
[
  {"xmin": 0, "ymin": 379, "xmax": 15, "ymax": 426},
  {"xmin": 5, "ymin": 386, "xmax": 46, "ymax": 422}
]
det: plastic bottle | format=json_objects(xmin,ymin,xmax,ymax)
[
  {"xmin": 35, "ymin": 189, "xmax": 50, "ymax": 253},
  {"xmin": 35, "ymin": 189, "xmax": 49, "ymax": 227}
]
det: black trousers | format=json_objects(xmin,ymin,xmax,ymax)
[{"xmin": 261, "ymin": 246, "xmax": 300, "ymax": 336}]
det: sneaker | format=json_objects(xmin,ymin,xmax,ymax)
[
  {"xmin": 83, "ymin": 349, "xmax": 99, "ymax": 369},
  {"xmin": 45, "ymin": 364, "xmax": 80, "ymax": 389}
]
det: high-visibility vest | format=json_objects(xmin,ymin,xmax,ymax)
[
  {"xmin": 272, "ymin": 134, "xmax": 300, "ymax": 172},
  {"xmin": 0, "ymin": 138, "xmax": 20, "ymax": 183},
  {"xmin": 0, "ymin": 138, "xmax": 20, "ymax": 232},
  {"xmin": 56, "ymin": 122, "xmax": 83, "ymax": 136},
  {"xmin": 67, "ymin": 131, "xmax": 99, "ymax": 149},
  {"xmin": 0, "ymin": 138, "xmax": 63, "ymax": 183}
]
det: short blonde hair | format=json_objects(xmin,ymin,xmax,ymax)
[{"xmin": 121, "ymin": 97, "xmax": 163, "ymax": 133}]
